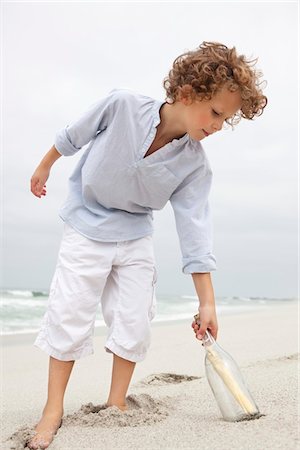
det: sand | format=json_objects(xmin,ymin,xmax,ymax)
[{"xmin": 1, "ymin": 301, "xmax": 299, "ymax": 450}]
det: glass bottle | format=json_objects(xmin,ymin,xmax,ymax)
[{"xmin": 194, "ymin": 315, "xmax": 261, "ymax": 422}]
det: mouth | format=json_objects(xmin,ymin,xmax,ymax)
[{"xmin": 202, "ymin": 129, "xmax": 210, "ymax": 137}]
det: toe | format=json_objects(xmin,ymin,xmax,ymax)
[{"xmin": 27, "ymin": 433, "xmax": 53, "ymax": 450}]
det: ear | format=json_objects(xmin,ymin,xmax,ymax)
[
  {"xmin": 177, "ymin": 93, "xmax": 193, "ymax": 107},
  {"xmin": 176, "ymin": 85, "xmax": 194, "ymax": 106},
  {"xmin": 181, "ymin": 96, "xmax": 192, "ymax": 106}
]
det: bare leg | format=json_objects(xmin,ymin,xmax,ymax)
[
  {"xmin": 106, "ymin": 353, "xmax": 136, "ymax": 410},
  {"xmin": 28, "ymin": 356, "xmax": 75, "ymax": 449}
]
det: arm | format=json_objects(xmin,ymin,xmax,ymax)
[
  {"xmin": 54, "ymin": 89, "xmax": 118, "ymax": 157},
  {"xmin": 169, "ymin": 165, "xmax": 217, "ymax": 274},
  {"xmin": 31, "ymin": 89, "xmax": 119, "ymax": 198},
  {"xmin": 191, "ymin": 272, "xmax": 218, "ymax": 340},
  {"xmin": 169, "ymin": 159, "xmax": 218, "ymax": 339},
  {"xmin": 30, "ymin": 145, "xmax": 61, "ymax": 198}
]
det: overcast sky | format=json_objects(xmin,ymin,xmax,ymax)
[{"xmin": 1, "ymin": 1, "xmax": 298, "ymax": 298}]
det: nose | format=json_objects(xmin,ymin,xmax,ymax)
[{"xmin": 212, "ymin": 119, "xmax": 224, "ymax": 132}]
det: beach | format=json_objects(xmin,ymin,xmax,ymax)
[{"xmin": 1, "ymin": 301, "xmax": 299, "ymax": 450}]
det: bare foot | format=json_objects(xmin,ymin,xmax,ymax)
[
  {"xmin": 106, "ymin": 403, "xmax": 128, "ymax": 412},
  {"xmin": 27, "ymin": 412, "xmax": 63, "ymax": 449}
]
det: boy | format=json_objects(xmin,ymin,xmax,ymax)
[{"xmin": 28, "ymin": 41, "xmax": 267, "ymax": 449}]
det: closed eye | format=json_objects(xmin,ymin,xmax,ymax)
[{"xmin": 212, "ymin": 109, "xmax": 231, "ymax": 121}]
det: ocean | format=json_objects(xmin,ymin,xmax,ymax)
[{"xmin": 0, "ymin": 289, "xmax": 297, "ymax": 336}]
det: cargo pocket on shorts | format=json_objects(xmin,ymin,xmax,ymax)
[{"xmin": 148, "ymin": 266, "xmax": 157, "ymax": 321}]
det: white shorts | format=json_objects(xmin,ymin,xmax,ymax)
[{"xmin": 34, "ymin": 223, "xmax": 157, "ymax": 363}]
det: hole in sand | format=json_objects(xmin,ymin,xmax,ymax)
[
  {"xmin": 63, "ymin": 393, "xmax": 169, "ymax": 428},
  {"xmin": 4, "ymin": 426, "xmax": 39, "ymax": 450}
]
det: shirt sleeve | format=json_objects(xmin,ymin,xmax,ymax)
[
  {"xmin": 54, "ymin": 89, "xmax": 118, "ymax": 156},
  {"xmin": 169, "ymin": 161, "xmax": 217, "ymax": 274}
]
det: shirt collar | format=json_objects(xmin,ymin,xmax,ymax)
[
  {"xmin": 152, "ymin": 99, "xmax": 190, "ymax": 145},
  {"xmin": 152, "ymin": 99, "xmax": 166, "ymax": 128}
]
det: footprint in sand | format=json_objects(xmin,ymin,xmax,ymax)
[{"xmin": 138, "ymin": 373, "xmax": 200, "ymax": 386}]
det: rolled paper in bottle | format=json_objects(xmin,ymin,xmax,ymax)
[{"xmin": 205, "ymin": 346, "xmax": 257, "ymax": 415}]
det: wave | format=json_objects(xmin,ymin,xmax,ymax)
[
  {"xmin": 0, "ymin": 290, "xmax": 48, "ymax": 298},
  {"xmin": 0, "ymin": 290, "xmax": 297, "ymax": 336}
]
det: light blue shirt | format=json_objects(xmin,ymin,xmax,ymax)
[{"xmin": 54, "ymin": 88, "xmax": 217, "ymax": 274}]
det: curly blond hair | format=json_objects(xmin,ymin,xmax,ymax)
[{"xmin": 163, "ymin": 41, "xmax": 267, "ymax": 126}]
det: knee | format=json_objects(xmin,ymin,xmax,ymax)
[{"xmin": 106, "ymin": 316, "xmax": 152, "ymax": 361}]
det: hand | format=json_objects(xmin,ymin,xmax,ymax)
[
  {"xmin": 31, "ymin": 166, "xmax": 50, "ymax": 198},
  {"xmin": 191, "ymin": 304, "xmax": 218, "ymax": 341}
]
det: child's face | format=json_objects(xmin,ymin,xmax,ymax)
[{"xmin": 181, "ymin": 87, "xmax": 242, "ymax": 141}]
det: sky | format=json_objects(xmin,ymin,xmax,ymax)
[{"xmin": 1, "ymin": 1, "xmax": 298, "ymax": 298}]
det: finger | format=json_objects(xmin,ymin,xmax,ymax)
[
  {"xmin": 31, "ymin": 186, "xmax": 41, "ymax": 197},
  {"xmin": 31, "ymin": 181, "xmax": 43, "ymax": 198},
  {"xmin": 35, "ymin": 182, "xmax": 44, "ymax": 195},
  {"xmin": 197, "ymin": 324, "xmax": 208, "ymax": 340},
  {"xmin": 209, "ymin": 330, "xmax": 218, "ymax": 340}
]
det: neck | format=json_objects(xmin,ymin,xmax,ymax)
[{"xmin": 157, "ymin": 101, "xmax": 187, "ymax": 141}]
